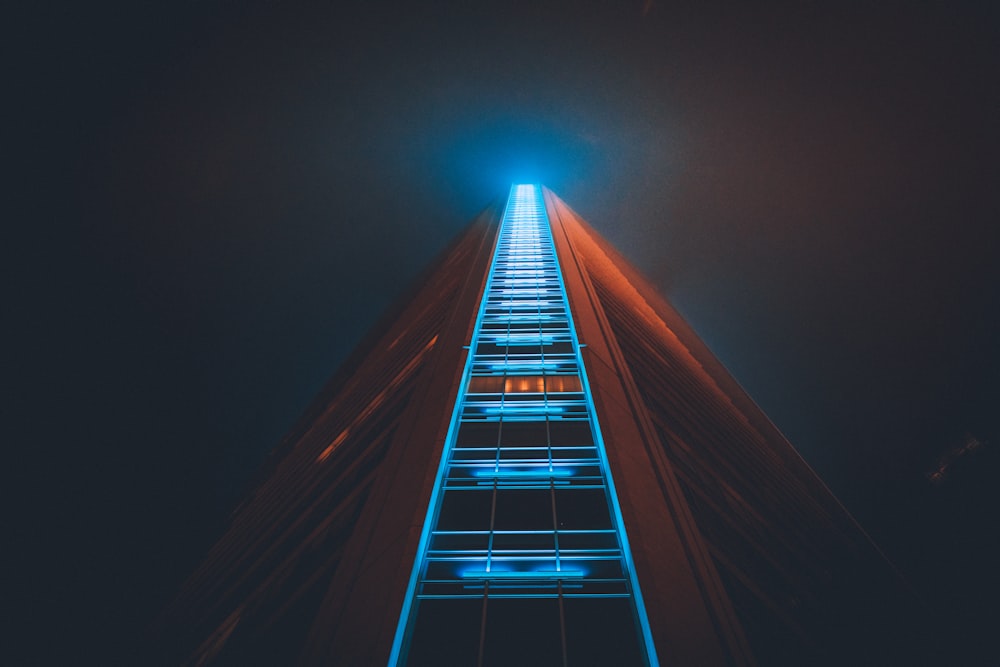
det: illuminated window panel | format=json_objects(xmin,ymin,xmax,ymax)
[{"xmin": 390, "ymin": 185, "xmax": 658, "ymax": 666}]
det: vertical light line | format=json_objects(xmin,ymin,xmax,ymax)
[
  {"xmin": 540, "ymin": 188, "xmax": 661, "ymax": 666},
  {"xmin": 386, "ymin": 186, "xmax": 516, "ymax": 667}
]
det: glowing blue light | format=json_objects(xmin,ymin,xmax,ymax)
[
  {"xmin": 390, "ymin": 184, "xmax": 660, "ymax": 666},
  {"xmin": 482, "ymin": 405, "xmax": 564, "ymax": 414},
  {"xmin": 460, "ymin": 569, "xmax": 584, "ymax": 580},
  {"xmin": 482, "ymin": 334, "xmax": 556, "ymax": 343},
  {"xmin": 473, "ymin": 468, "xmax": 573, "ymax": 478},
  {"xmin": 489, "ymin": 361, "xmax": 562, "ymax": 370},
  {"xmin": 484, "ymin": 315, "xmax": 556, "ymax": 322}
]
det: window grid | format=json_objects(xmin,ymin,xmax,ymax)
[{"xmin": 391, "ymin": 185, "xmax": 657, "ymax": 666}]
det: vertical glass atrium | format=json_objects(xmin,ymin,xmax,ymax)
[{"xmin": 391, "ymin": 185, "xmax": 657, "ymax": 666}]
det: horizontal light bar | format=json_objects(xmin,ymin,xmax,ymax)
[
  {"xmin": 460, "ymin": 569, "xmax": 584, "ymax": 580},
  {"xmin": 473, "ymin": 468, "xmax": 573, "ymax": 478},
  {"xmin": 488, "ymin": 362, "xmax": 572, "ymax": 370}
]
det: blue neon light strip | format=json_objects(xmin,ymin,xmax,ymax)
[
  {"xmin": 388, "ymin": 184, "xmax": 659, "ymax": 666},
  {"xmin": 461, "ymin": 570, "xmax": 584, "ymax": 580},
  {"xmin": 481, "ymin": 405, "xmax": 565, "ymax": 414},
  {"xmin": 473, "ymin": 468, "xmax": 573, "ymax": 478}
]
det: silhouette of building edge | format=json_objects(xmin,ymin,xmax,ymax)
[{"xmin": 153, "ymin": 186, "xmax": 934, "ymax": 666}]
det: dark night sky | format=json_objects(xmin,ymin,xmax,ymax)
[{"xmin": 11, "ymin": 1, "xmax": 999, "ymax": 663}]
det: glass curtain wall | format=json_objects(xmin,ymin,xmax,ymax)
[{"xmin": 390, "ymin": 185, "xmax": 657, "ymax": 666}]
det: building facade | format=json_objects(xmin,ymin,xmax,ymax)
[{"xmin": 155, "ymin": 185, "xmax": 931, "ymax": 665}]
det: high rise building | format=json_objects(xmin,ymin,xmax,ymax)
[{"xmin": 155, "ymin": 185, "xmax": 932, "ymax": 666}]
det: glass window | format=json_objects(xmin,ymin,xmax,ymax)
[
  {"xmin": 457, "ymin": 422, "xmax": 500, "ymax": 447},
  {"xmin": 555, "ymin": 489, "xmax": 613, "ymax": 530},
  {"xmin": 436, "ymin": 490, "xmax": 493, "ymax": 530},
  {"xmin": 546, "ymin": 375, "xmax": 583, "ymax": 393},
  {"xmin": 468, "ymin": 376, "xmax": 506, "ymax": 394},
  {"xmin": 490, "ymin": 531, "xmax": 555, "ymax": 553},
  {"xmin": 499, "ymin": 447, "xmax": 549, "ymax": 461},
  {"xmin": 430, "ymin": 532, "xmax": 489, "ymax": 552},
  {"xmin": 499, "ymin": 421, "xmax": 548, "ymax": 447},
  {"xmin": 541, "ymin": 341, "xmax": 575, "ymax": 355},
  {"xmin": 482, "ymin": 598, "xmax": 562, "ymax": 667},
  {"xmin": 405, "ymin": 599, "xmax": 483, "ymax": 666},
  {"xmin": 493, "ymin": 489, "xmax": 553, "ymax": 531},
  {"xmin": 563, "ymin": 598, "xmax": 645, "ymax": 666},
  {"xmin": 504, "ymin": 376, "xmax": 545, "ymax": 393},
  {"xmin": 548, "ymin": 421, "xmax": 594, "ymax": 446}
]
